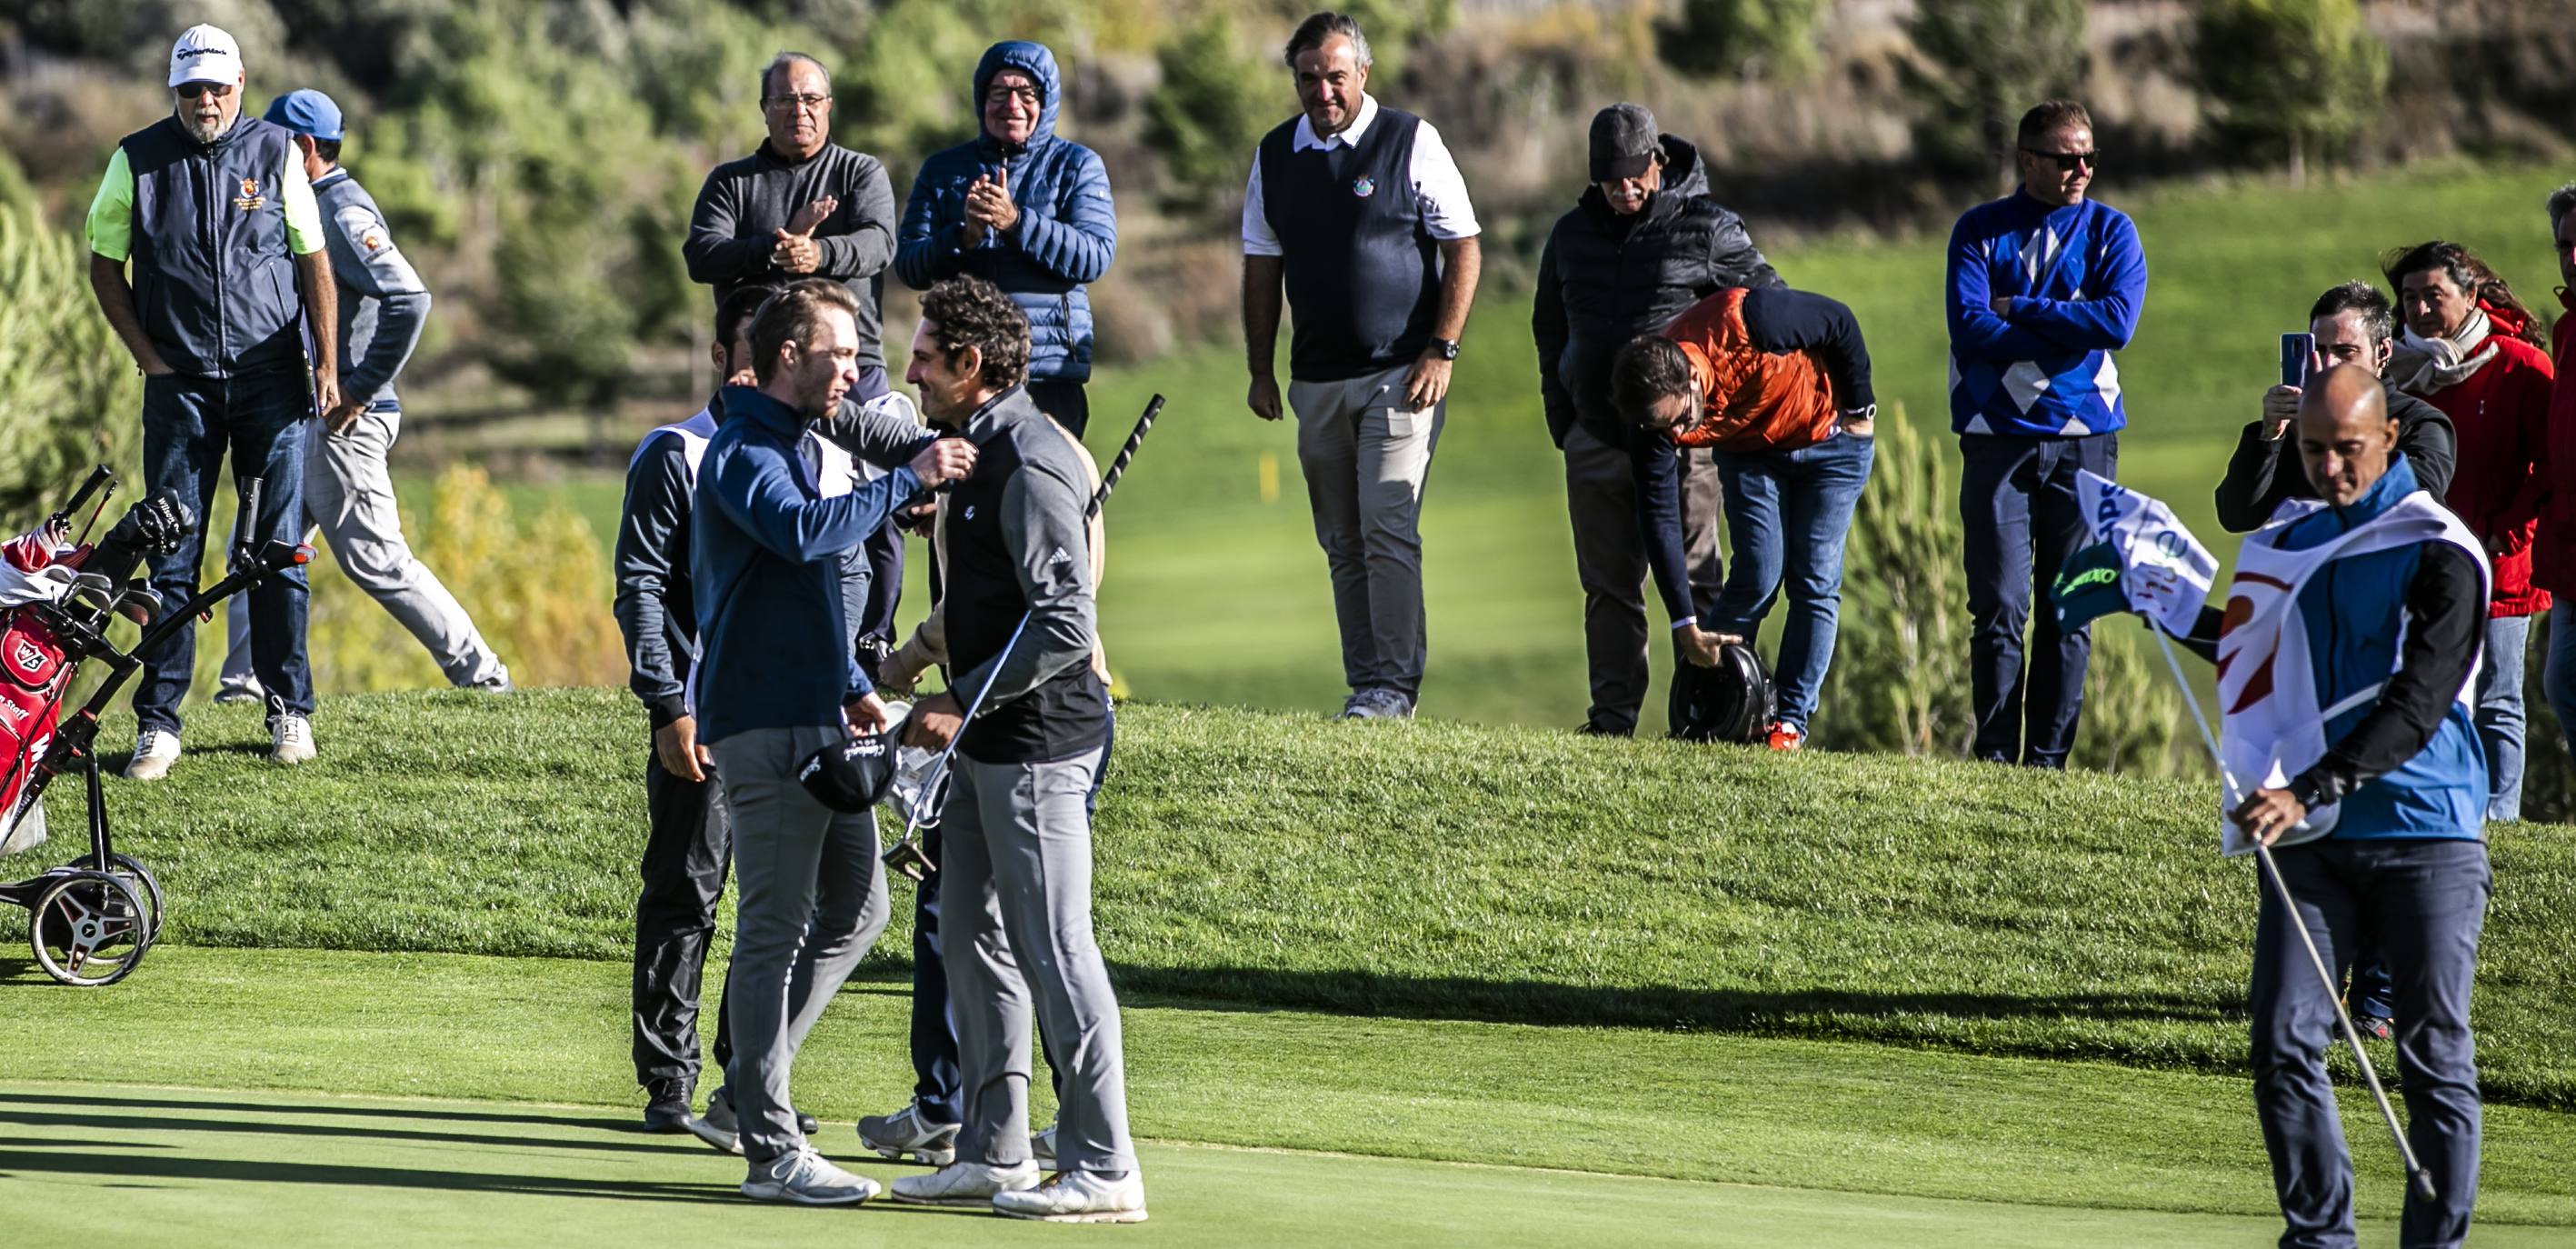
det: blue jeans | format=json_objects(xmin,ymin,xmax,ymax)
[
  {"xmin": 2543, "ymin": 603, "xmax": 2576, "ymax": 774},
  {"xmin": 1959, "ymin": 432, "xmax": 2118, "ymax": 767},
  {"xmin": 2476, "ymin": 614, "xmax": 2530, "ymax": 822},
  {"xmin": 2250, "ymin": 838, "xmax": 2489, "ymax": 1249},
  {"xmin": 135, "ymin": 370, "xmax": 315, "ymax": 732},
  {"xmin": 908, "ymin": 711, "xmax": 1111, "ymax": 1123},
  {"xmin": 1710, "ymin": 432, "xmax": 1875, "ymax": 731}
]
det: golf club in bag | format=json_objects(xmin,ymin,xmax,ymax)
[
  {"xmin": 2143, "ymin": 627, "xmax": 2439, "ymax": 1206},
  {"xmin": 881, "ymin": 394, "xmax": 1165, "ymax": 884}
]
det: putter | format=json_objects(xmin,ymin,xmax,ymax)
[
  {"xmin": 2147, "ymin": 628, "xmax": 2439, "ymax": 1205},
  {"xmin": 881, "ymin": 394, "xmax": 1166, "ymax": 881}
]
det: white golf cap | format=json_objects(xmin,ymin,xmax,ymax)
[{"xmin": 168, "ymin": 25, "xmax": 244, "ymax": 88}]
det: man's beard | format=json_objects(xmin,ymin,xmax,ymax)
[{"xmin": 179, "ymin": 110, "xmax": 236, "ymax": 144}]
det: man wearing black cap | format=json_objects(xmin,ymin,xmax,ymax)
[
  {"xmin": 1533, "ymin": 102, "xmax": 1782, "ymax": 736},
  {"xmin": 215, "ymin": 87, "xmax": 512, "ymax": 706}
]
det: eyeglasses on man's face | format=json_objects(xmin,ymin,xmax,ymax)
[
  {"xmin": 2021, "ymin": 148, "xmax": 2099, "ymax": 172},
  {"xmin": 764, "ymin": 93, "xmax": 831, "ymax": 113},
  {"xmin": 176, "ymin": 82, "xmax": 234, "ymax": 100}
]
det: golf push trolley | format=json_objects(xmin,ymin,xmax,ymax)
[{"xmin": 0, "ymin": 466, "xmax": 312, "ymax": 985}]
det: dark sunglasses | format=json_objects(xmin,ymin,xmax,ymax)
[
  {"xmin": 175, "ymin": 82, "xmax": 234, "ymax": 100},
  {"xmin": 2021, "ymin": 148, "xmax": 2099, "ymax": 172}
]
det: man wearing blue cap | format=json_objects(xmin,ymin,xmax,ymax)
[
  {"xmin": 214, "ymin": 88, "xmax": 513, "ymax": 707},
  {"xmin": 87, "ymin": 23, "xmax": 337, "ymax": 777}
]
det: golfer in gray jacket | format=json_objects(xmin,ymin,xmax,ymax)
[
  {"xmin": 888, "ymin": 276, "xmax": 1142, "ymax": 1224},
  {"xmin": 217, "ymin": 88, "xmax": 510, "ymax": 702}
]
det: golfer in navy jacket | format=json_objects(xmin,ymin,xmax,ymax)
[
  {"xmin": 1946, "ymin": 99, "xmax": 2146, "ymax": 768},
  {"xmin": 689, "ymin": 279, "xmax": 975, "ymax": 1204}
]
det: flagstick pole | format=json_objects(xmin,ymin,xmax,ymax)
[{"xmin": 2143, "ymin": 622, "xmax": 2435, "ymax": 1204}]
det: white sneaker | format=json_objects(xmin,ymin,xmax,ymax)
[
  {"xmin": 993, "ymin": 1168, "xmax": 1148, "ymax": 1224},
  {"xmin": 269, "ymin": 714, "xmax": 315, "ymax": 765},
  {"xmin": 1032, "ymin": 1121, "xmax": 1056, "ymax": 1168},
  {"xmin": 856, "ymin": 1098, "xmax": 960, "ymax": 1165},
  {"xmin": 212, "ymin": 676, "xmax": 265, "ymax": 705},
  {"xmin": 887, "ymin": 1159, "xmax": 1039, "ymax": 1207},
  {"xmin": 741, "ymin": 1145, "xmax": 879, "ymax": 1205},
  {"xmin": 126, "ymin": 729, "xmax": 181, "ymax": 781}
]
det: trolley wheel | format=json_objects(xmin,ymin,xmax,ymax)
[
  {"xmin": 105, "ymin": 854, "xmax": 166, "ymax": 944},
  {"xmin": 31, "ymin": 870, "xmax": 151, "ymax": 986}
]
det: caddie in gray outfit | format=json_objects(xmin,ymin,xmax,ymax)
[
  {"xmin": 216, "ymin": 89, "xmax": 510, "ymax": 700},
  {"xmin": 889, "ymin": 276, "xmax": 1143, "ymax": 1224}
]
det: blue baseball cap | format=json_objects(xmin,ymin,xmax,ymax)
[{"xmin": 262, "ymin": 89, "xmax": 343, "ymax": 142}]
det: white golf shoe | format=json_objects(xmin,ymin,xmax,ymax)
[
  {"xmin": 211, "ymin": 675, "xmax": 264, "ymax": 705},
  {"xmin": 270, "ymin": 714, "xmax": 315, "ymax": 765},
  {"xmin": 125, "ymin": 729, "xmax": 180, "ymax": 781},
  {"xmin": 993, "ymin": 1168, "xmax": 1148, "ymax": 1224},
  {"xmin": 886, "ymin": 1159, "xmax": 1039, "ymax": 1207},
  {"xmin": 740, "ymin": 1145, "xmax": 878, "ymax": 1205}
]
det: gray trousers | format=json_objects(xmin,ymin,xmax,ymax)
[
  {"xmin": 944, "ymin": 750, "xmax": 1135, "ymax": 1174},
  {"xmin": 221, "ymin": 405, "xmax": 509, "ymax": 691},
  {"xmin": 709, "ymin": 725, "xmax": 892, "ymax": 1163},
  {"xmin": 1287, "ymin": 363, "xmax": 1444, "ymax": 699},
  {"xmin": 1563, "ymin": 422, "xmax": 1724, "ymax": 734}
]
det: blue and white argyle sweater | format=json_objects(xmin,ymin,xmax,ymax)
[{"xmin": 1944, "ymin": 192, "xmax": 2147, "ymax": 438}]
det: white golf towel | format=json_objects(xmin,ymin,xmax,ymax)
[{"xmin": 2213, "ymin": 492, "xmax": 2487, "ymax": 856}]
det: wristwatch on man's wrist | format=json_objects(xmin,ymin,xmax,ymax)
[
  {"xmin": 1429, "ymin": 338, "xmax": 1461, "ymax": 361},
  {"xmin": 1838, "ymin": 404, "xmax": 1877, "ymax": 424}
]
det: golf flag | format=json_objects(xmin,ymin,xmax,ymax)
[{"xmin": 2052, "ymin": 471, "xmax": 2218, "ymax": 638}]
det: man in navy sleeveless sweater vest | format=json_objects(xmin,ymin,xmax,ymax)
[{"xmin": 1241, "ymin": 12, "xmax": 1483, "ymax": 721}]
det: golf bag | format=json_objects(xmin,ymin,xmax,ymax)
[
  {"xmin": 1669, "ymin": 640, "xmax": 1775, "ymax": 744},
  {"xmin": 0, "ymin": 531, "xmax": 82, "ymax": 854}
]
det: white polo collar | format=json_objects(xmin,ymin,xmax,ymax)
[{"xmin": 1292, "ymin": 94, "xmax": 1380, "ymax": 153}]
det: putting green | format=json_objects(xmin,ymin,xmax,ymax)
[{"xmin": 0, "ymin": 1082, "xmax": 2451, "ymax": 1247}]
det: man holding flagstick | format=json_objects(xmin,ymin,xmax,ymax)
[{"xmin": 2057, "ymin": 365, "xmax": 2491, "ymax": 1249}]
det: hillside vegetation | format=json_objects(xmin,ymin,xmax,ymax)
[{"xmin": 10, "ymin": 688, "xmax": 2572, "ymax": 1108}]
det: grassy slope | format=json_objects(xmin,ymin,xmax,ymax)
[
  {"xmin": 405, "ymin": 159, "xmax": 2572, "ymax": 732},
  {"xmin": 5, "ymin": 947, "xmax": 2572, "ymax": 1235},
  {"xmin": 11, "ymin": 691, "xmax": 2573, "ymax": 1109}
]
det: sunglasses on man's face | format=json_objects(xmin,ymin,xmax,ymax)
[
  {"xmin": 2022, "ymin": 148, "xmax": 2099, "ymax": 172},
  {"xmin": 176, "ymin": 82, "xmax": 234, "ymax": 100}
]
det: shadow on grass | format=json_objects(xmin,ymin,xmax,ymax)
[
  {"xmin": 0, "ymin": 1104, "xmax": 682, "ymax": 1155},
  {"xmin": 1106, "ymin": 964, "xmax": 2246, "ymax": 1034},
  {"xmin": 0, "ymin": 1089, "xmax": 628, "ymax": 1133},
  {"xmin": 0, "ymin": 1145, "xmax": 740, "ymax": 1206}
]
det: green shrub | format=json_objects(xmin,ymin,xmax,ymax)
[
  {"xmin": 1143, "ymin": 13, "xmax": 1276, "ymax": 214},
  {"xmin": 1656, "ymin": 0, "xmax": 1822, "ymax": 82},
  {"xmin": 0, "ymin": 205, "xmax": 143, "ymax": 525},
  {"xmin": 2192, "ymin": 0, "xmax": 2389, "ymax": 185},
  {"xmin": 1902, "ymin": 0, "xmax": 2089, "ymax": 185}
]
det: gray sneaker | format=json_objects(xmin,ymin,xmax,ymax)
[
  {"xmin": 1341, "ymin": 688, "xmax": 1413, "ymax": 721},
  {"xmin": 856, "ymin": 1098, "xmax": 959, "ymax": 1165},
  {"xmin": 741, "ymin": 1146, "xmax": 879, "ymax": 1205},
  {"xmin": 887, "ymin": 1159, "xmax": 1040, "ymax": 1207},
  {"xmin": 689, "ymin": 1085, "xmax": 744, "ymax": 1154}
]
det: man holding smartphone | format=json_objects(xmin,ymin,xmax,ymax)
[{"xmin": 2216, "ymin": 281, "xmax": 2456, "ymax": 532}]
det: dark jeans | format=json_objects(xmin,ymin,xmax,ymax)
[
  {"xmin": 908, "ymin": 711, "xmax": 1112, "ymax": 1124},
  {"xmin": 1711, "ymin": 431, "xmax": 1875, "ymax": 732},
  {"xmin": 1959, "ymin": 431, "xmax": 2117, "ymax": 767},
  {"xmin": 1027, "ymin": 378, "xmax": 1091, "ymax": 440},
  {"xmin": 634, "ymin": 750, "xmax": 735, "ymax": 1087},
  {"xmin": 2251, "ymin": 838, "xmax": 2490, "ymax": 1249},
  {"xmin": 848, "ymin": 366, "xmax": 904, "ymax": 668},
  {"xmin": 135, "ymin": 370, "xmax": 315, "ymax": 732},
  {"xmin": 1562, "ymin": 423, "xmax": 1724, "ymax": 734}
]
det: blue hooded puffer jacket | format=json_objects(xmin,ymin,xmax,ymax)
[{"xmin": 896, "ymin": 41, "xmax": 1119, "ymax": 384}]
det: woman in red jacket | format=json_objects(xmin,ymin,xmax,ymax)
[
  {"xmin": 2533, "ymin": 188, "xmax": 2576, "ymax": 779},
  {"xmin": 2384, "ymin": 240, "xmax": 2556, "ymax": 822}
]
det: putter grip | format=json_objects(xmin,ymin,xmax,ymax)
[
  {"xmin": 54, "ymin": 464, "xmax": 114, "ymax": 526},
  {"xmin": 1088, "ymin": 394, "xmax": 1163, "ymax": 519}
]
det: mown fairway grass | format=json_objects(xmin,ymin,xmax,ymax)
[
  {"xmin": 424, "ymin": 159, "xmax": 2575, "ymax": 733},
  {"xmin": 5, "ymin": 948, "xmax": 2575, "ymax": 1243},
  {"xmin": 9, "ymin": 691, "xmax": 2574, "ymax": 1109}
]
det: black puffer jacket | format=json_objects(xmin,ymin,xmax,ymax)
[{"xmin": 1533, "ymin": 135, "xmax": 1782, "ymax": 448}]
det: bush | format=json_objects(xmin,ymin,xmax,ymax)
[
  {"xmin": 1143, "ymin": 13, "xmax": 1275, "ymax": 215},
  {"xmin": 1902, "ymin": 0, "xmax": 2089, "ymax": 185},
  {"xmin": 0, "ymin": 205, "xmax": 143, "ymax": 525},
  {"xmin": 2192, "ymin": 0, "xmax": 2388, "ymax": 185},
  {"xmin": 1655, "ymin": 0, "xmax": 1821, "ymax": 83}
]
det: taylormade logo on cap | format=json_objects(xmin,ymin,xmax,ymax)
[{"xmin": 169, "ymin": 24, "xmax": 245, "ymax": 88}]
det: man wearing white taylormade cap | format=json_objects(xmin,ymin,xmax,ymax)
[{"xmin": 86, "ymin": 25, "xmax": 338, "ymax": 776}]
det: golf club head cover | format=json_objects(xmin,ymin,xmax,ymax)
[
  {"xmin": 798, "ymin": 729, "xmax": 898, "ymax": 814},
  {"xmin": 79, "ymin": 493, "xmax": 195, "ymax": 585}
]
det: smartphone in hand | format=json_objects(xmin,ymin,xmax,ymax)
[{"xmin": 2281, "ymin": 332, "xmax": 2316, "ymax": 389}]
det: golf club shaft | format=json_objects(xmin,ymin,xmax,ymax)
[
  {"xmin": 1087, "ymin": 394, "xmax": 1163, "ymax": 520},
  {"xmin": 2149, "ymin": 628, "xmax": 2433, "ymax": 1200}
]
